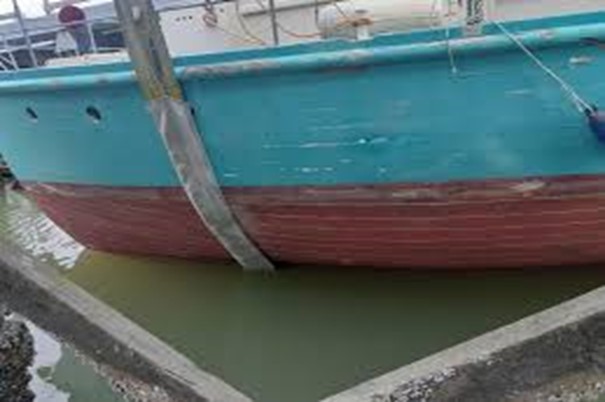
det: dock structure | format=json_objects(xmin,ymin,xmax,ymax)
[
  {"xmin": 0, "ymin": 240, "xmax": 251, "ymax": 402},
  {"xmin": 3, "ymin": 222, "xmax": 605, "ymax": 402},
  {"xmin": 322, "ymin": 283, "xmax": 605, "ymax": 402}
]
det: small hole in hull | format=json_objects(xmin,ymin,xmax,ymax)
[
  {"xmin": 86, "ymin": 106, "xmax": 102, "ymax": 123},
  {"xmin": 25, "ymin": 107, "xmax": 38, "ymax": 121}
]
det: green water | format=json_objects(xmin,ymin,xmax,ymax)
[
  {"xmin": 50, "ymin": 346, "xmax": 124, "ymax": 402},
  {"xmin": 27, "ymin": 318, "xmax": 124, "ymax": 402},
  {"xmin": 3, "ymin": 189, "xmax": 605, "ymax": 402}
]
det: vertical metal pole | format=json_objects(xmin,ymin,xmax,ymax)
[
  {"xmin": 86, "ymin": 20, "xmax": 98, "ymax": 54},
  {"xmin": 11, "ymin": 0, "xmax": 37, "ymax": 67},
  {"xmin": 112, "ymin": 0, "xmax": 274, "ymax": 271},
  {"xmin": 43, "ymin": 0, "xmax": 52, "ymax": 15},
  {"xmin": 2, "ymin": 35, "xmax": 17, "ymax": 70},
  {"xmin": 462, "ymin": 0, "xmax": 485, "ymax": 36},
  {"xmin": 267, "ymin": 0, "xmax": 280, "ymax": 45}
]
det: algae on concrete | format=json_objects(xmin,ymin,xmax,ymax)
[{"xmin": 0, "ymin": 312, "xmax": 34, "ymax": 402}]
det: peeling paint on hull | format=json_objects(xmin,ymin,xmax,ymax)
[{"xmin": 25, "ymin": 175, "xmax": 605, "ymax": 269}]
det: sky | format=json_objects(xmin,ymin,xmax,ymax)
[{"xmin": 0, "ymin": 0, "xmax": 45, "ymax": 17}]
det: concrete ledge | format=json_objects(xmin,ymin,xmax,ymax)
[
  {"xmin": 322, "ymin": 283, "xmax": 605, "ymax": 402},
  {"xmin": 0, "ymin": 241, "xmax": 251, "ymax": 402}
]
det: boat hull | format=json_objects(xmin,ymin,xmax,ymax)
[
  {"xmin": 5, "ymin": 12, "xmax": 605, "ymax": 268},
  {"xmin": 25, "ymin": 174, "xmax": 605, "ymax": 269}
]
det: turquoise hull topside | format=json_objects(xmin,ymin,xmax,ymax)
[{"xmin": 2, "ymin": 11, "xmax": 605, "ymax": 188}]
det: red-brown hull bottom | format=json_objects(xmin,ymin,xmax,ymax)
[{"xmin": 24, "ymin": 176, "xmax": 605, "ymax": 269}]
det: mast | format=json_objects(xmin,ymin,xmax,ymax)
[{"xmin": 267, "ymin": 0, "xmax": 280, "ymax": 45}]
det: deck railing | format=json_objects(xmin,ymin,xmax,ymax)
[
  {"xmin": 0, "ymin": 0, "xmax": 495, "ymax": 71},
  {"xmin": 0, "ymin": 14, "xmax": 127, "ymax": 70},
  {"xmin": 0, "ymin": 0, "xmax": 247, "ymax": 70}
]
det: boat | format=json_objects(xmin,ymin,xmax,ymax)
[{"xmin": 2, "ymin": 0, "xmax": 605, "ymax": 269}]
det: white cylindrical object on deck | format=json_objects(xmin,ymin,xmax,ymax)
[{"xmin": 318, "ymin": 0, "xmax": 455, "ymax": 39}]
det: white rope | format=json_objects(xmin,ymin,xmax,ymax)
[
  {"xmin": 234, "ymin": 0, "xmax": 268, "ymax": 45},
  {"xmin": 430, "ymin": 0, "xmax": 458, "ymax": 75},
  {"xmin": 493, "ymin": 20, "xmax": 593, "ymax": 114},
  {"xmin": 444, "ymin": 0, "xmax": 458, "ymax": 75}
]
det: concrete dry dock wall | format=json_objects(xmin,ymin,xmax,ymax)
[
  {"xmin": 0, "ymin": 241, "xmax": 251, "ymax": 402},
  {"xmin": 323, "ymin": 284, "xmax": 605, "ymax": 402}
]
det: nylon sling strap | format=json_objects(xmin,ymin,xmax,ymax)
[{"xmin": 113, "ymin": 0, "xmax": 274, "ymax": 271}]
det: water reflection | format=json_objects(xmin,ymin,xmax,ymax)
[
  {"xmin": 0, "ymin": 189, "xmax": 85, "ymax": 269},
  {"xmin": 3, "ymin": 189, "xmax": 605, "ymax": 402},
  {"xmin": 24, "ymin": 318, "xmax": 123, "ymax": 402},
  {"xmin": 27, "ymin": 319, "xmax": 70, "ymax": 402}
]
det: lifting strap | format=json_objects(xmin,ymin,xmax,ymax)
[{"xmin": 113, "ymin": 0, "xmax": 274, "ymax": 271}]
